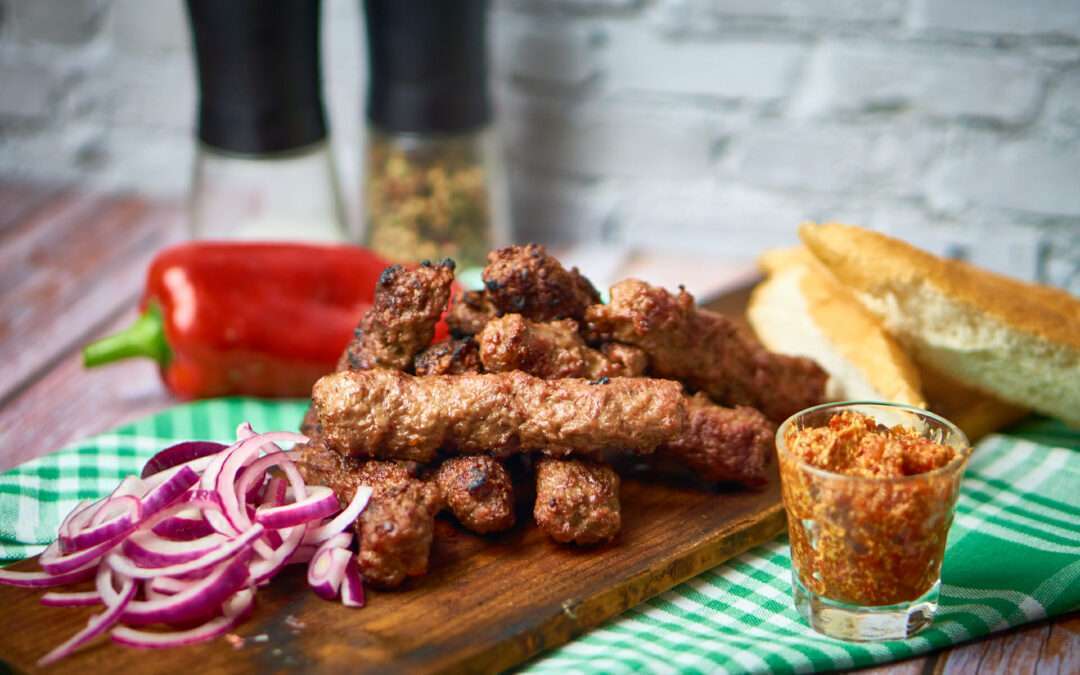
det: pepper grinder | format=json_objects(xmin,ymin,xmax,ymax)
[
  {"xmin": 186, "ymin": 0, "xmax": 348, "ymax": 242},
  {"xmin": 362, "ymin": 0, "xmax": 509, "ymax": 269}
]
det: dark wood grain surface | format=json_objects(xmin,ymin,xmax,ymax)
[{"xmin": 0, "ymin": 180, "xmax": 1075, "ymax": 673}]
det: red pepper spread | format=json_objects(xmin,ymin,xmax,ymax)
[
  {"xmin": 779, "ymin": 411, "xmax": 964, "ymax": 606},
  {"xmin": 785, "ymin": 410, "xmax": 956, "ymax": 478}
]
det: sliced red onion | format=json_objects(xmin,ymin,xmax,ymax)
[
  {"xmin": 60, "ymin": 495, "xmax": 142, "ymax": 554},
  {"xmin": 121, "ymin": 531, "xmax": 228, "ymax": 568},
  {"xmin": 0, "ymin": 559, "xmax": 97, "ymax": 588},
  {"xmin": 307, "ymin": 547, "xmax": 351, "ymax": 601},
  {"xmin": 148, "ymin": 577, "xmax": 191, "ymax": 596},
  {"xmin": 41, "ymin": 532, "xmax": 127, "ymax": 576},
  {"xmin": 341, "ymin": 557, "xmax": 365, "ymax": 608},
  {"xmin": 0, "ymin": 425, "xmax": 368, "ymax": 665},
  {"xmin": 37, "ymin": 572, "xmax": 135, "ymax": 666},
  {"xmin": 41, "ymin": 590, "xmax": 102, "ymax": 607},
  {"xmin": 110, "ymin": 587, "xmax": 254, "ymax": 650},
  {"xmin": 255, "ymin": 486, "xmax": 338, "ymax": 530},
  {"xmin": 247, "ymin": 524, "xmax": 305, "ymax": 586},
  {"xmin": 141, "ymin": 441, "xmax": 228, "ymax": 479},
  {"xmin": 262, "ymin": 477, "xmax": 287, "ymax": 507},
  {"xmin": 236, "ymin": 453, "xmax": 306, "ymax": 529},
  {"xmin": 304, "ymin": 485, "xmax": 373, "ymax": 545},
  {"xmin": 151, "ymin": 514, "xmax": 215, "ymax": 541},
  {"xmin": 140, "ymin": 465, "xmax": 200, "ymax": 519},
  {"xmin": 107, "ymin": 524, "xmax": 264, "ymax": 580},
  {"xmin": 218, "ymin": 433, "xmax": 307, "ymax": 531},
  {"xmin": 57, "ymin": 476, "xmax": 141, "ymax": 553},
  {"xmin": 120, "ymin": 554, "xmax": 252, "ymax": 627}
]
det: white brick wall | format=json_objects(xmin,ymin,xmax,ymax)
[{"xmin": 0, "ymin": 0, "xmax": 1077, "ymax": 292}]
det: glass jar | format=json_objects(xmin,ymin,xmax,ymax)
[
  {"xmin": 190, "ymin": 141, "xmax": 348, "ymax": 242},
  {"xmin": 363, "ymin": 127, "xmax": 506, "ymax": 269},
  {"xmin": 777, "ymin": 401, "xmax": 971, "ymax": 641}
]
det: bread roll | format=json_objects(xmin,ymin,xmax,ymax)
[
  {"xmin": 748, "ymin": 247, "xmax": 925, "ymax": 406},
  {"xmin": 800, "ymin": 222, "xmax": 1080, "ymax": 426}
]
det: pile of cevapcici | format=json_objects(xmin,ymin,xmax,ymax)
[{"xmin": 297, "ymin": 244, "xmax": 828, "ymax": 589}]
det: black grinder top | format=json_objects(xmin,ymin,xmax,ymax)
[
  {"xmin": 364, "ymin": 0, "xmax": 491, "ymax": 135},
  {"xmin": 186, "ymin": 0, "xmax": 328, "ymax": 155}
]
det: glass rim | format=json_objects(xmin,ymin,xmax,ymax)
[{"xmin": 775, "ymin": 400, "xmax": 973, "ymax": 484}]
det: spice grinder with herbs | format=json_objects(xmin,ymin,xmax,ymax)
[{"xmin": 362, "ymin": 0, "xmax": 508, "ymax": 269}]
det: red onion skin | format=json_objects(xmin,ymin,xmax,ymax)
[
  {"xmin": 40, "ymin": 590, "xmax": 102, "ymax": 607},
  {"xmin": 255, "ymin": 486, "xmax": 339, "ymax": 530},
  {"xmin": 141, "ymin": 441, "xmax": 228, "ymax": 479},
  {"xmin": 0, "ymin": 562, "xmax": 97, "ymax": 588},
  {"xmin": 151, "ymin": 516, "xmax": 216, "ymax": 541},
  {"xmin": 140, "ymin": 466, "xmax": 200, "ymax": 519},
  {"xmin": 341, "ymin": 557, "xmax": 365, "ymax": 608}
]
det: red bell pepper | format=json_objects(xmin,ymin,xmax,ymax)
[{"xmin": 83, "ymin": 242, "xmax": 444, "ymax": 400}]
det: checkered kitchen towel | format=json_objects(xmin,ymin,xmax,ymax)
[{"xmin": 1, "ymin": 400, "xmax": 1078, "ymax": 674}]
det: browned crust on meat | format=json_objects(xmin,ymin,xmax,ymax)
[
  {"xmin": 659, "ymin": 393, "xmax": 775, "ymax": 487},
  {"xmin": 447, "ymin": 290, "xmax": 495, "ymax": 338},
  {"xmin": 534, "ymin": 458, "xmax": 620, "ymax": 545},
  {"xmin": 482, "ymin": 244, "xmax": 601, "ymax": 322},
  {"xmin": 413, "ymin": 337, "xmax": 482, "ymax": 375},
  {"xmin": 478, "ymin": 314, "xmax": 645, "ymax": 380},
  {"xmin": 296, "ymin": 444, "xmax": 441, "ymax": 589},
  {"xmin": 434, "ymin": 456, "xmax": 516, "ymax": 533},
  {"xmin": 340, "ymin": 260, "xmax": 456, "ymax": 372},
  {"xmin": 586, "ymin": 278, "xmax": 827, "ymax": 423},
  {"xmin": 312, "ymin": 369, "xmax": 687, "ymax": 462}
]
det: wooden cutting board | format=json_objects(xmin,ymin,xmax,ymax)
[{"xmin": 0, "ymin": 284, "xmax": 787, "ymax": 674}]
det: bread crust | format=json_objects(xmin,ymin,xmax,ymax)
[
  {"xmin": 800, "ymin": 222, "xmax": 1080, "ymax": 350},
  {"xmin": 800, "ymin": 222, "xmax": 1079, "ymax": 425}
]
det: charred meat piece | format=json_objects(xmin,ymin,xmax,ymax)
[
  {"xmin": 598, "ymin": 342, "xmax": 648, "ymax": 379},
  {"xmin": 447, "ymin": 290, "xmax": 495, "ymax": 338},
  {"xmin": 658, "ymin": 393, "xmax": 775, "ymax": 487},
  {"xmin": 477, "ymin": 313, "xmax": 772, "ymax": 486},
  {"xmin": 339, "ymin": 260, "xmax": 456, "ymax": 372},
  {"xmin": 413, "ymin": 337, "xmax": 482, "ymax": 376},
  {"xmin": 534, "ymin": 458, "xmax": 620, "ymax": 545},
  {"xmin": 475, "ymin": 316, "xmax": 628, "ymax": 544},
  {"xmin": 434, "ymin": 456, "xmax": 515, "ymax": 533},
  {"xmin": 296, "ymin": 444, "xmax": 441, "ymax": 589},
  {"xmin": 586, "ymin": 279, "xmax": 827, "ymax": 423},
  {"xmin": 353, "ymin": 461, "xmax": 442, "ymax": 589},
  {"xmin": 482, "ymin": 244, "xmax": 601, "ymax": 322},
  {"xmin": 312, "ymin": 369, "xmax": 686, "ymax": 462},
  {"xmin": 478, "ymin": 314, "xmax": 646, "ymax": 380}
]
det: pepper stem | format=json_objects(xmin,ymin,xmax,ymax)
[{"xmin": 83, "ymin": 303, "xmax": 172, "ymax": 368}]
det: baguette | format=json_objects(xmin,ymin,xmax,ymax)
[
  {"xmin": 748, "ymin": 248, "xmax": 925, "ymax": 406},
  {"xmin": 800, "ymin": 222, "xmax": 1080, "ymax": 426}
]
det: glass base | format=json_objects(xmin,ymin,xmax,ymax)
[{"xmin": 792, "ymin": 573, "xmax": 939, "ymax": 641}]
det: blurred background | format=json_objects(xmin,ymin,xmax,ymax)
[{"xmin": 0, "ymin": 0, "xmax": 1077, "ymax": 291}]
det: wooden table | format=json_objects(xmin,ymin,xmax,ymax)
[{"xmin": 0, "ymin": 180, "xmax": 1075, "ymax": 674}]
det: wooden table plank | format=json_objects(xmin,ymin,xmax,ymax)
[
  {"xmin": 0, "ymin": 180, "xmax": 67, "ymax": 236},
  {"xmin": 0, "ymin": 192, "xmax": 182, "ymax": 405},
  {"xmin": 0, "ymin": 308, "xmax": 172, "ymax": 471}
]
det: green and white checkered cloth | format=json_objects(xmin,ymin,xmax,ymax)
[{"xmin": 1, "ymin": 400, "xmax": 1077, "ymax": 674}]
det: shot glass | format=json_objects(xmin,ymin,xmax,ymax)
[{"xmin": 776, "ymin": 402, "xmax": 971, "ymax": 641}]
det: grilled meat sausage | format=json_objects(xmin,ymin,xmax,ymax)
[
  {"xmin": 586, "ymin": 279, "xmax": 827, "ymax": 423},
  {"xmin": 312, "ymin": 369, "xmax": 686, "ymax": 462}
]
